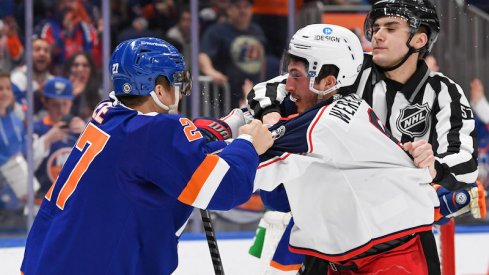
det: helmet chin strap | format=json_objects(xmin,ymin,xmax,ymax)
[
  {"xmin": 150, "ymin": 85, "xmax": 180, "ymax": 114},
  {"xmin": 310, "ymin": 78, "xmax": 340, "ymax": 102},
  {"xmin": 378, "ymin": 46, "xmax": 418, "ymax": 72},
  {"xmin": 377, "ymin": 34, "xmax": 421, "ymax": 72}
]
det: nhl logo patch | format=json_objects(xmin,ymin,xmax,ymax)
[
  {"xmin": 396, "ymin": 103, "xmax": 431, "ymax": 137},
  {"xmin": 123, "ymin": 83, "xmax": 132, "ymax": 94}
]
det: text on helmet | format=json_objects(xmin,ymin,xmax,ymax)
[{"xmin": 314, "ymin": 35, "xmax": 340, "ymax": 43}]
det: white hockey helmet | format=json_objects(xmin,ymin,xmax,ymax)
[{"xmin": 284, "ymin": 24, "xmax": 364, "ymax": 95}]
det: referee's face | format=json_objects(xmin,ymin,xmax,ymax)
[
  {"xmin": 285, "ymin": 60, "xmax": 318, "ymax": 114},
  {"xmin": 371, "ymin": 16, "xmax": 412, "ymax": 68}
]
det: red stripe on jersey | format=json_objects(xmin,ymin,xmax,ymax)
[
  {"xmin": 178, "ymin": 155, "xmax": 220, "ymax": 205},
  {"xmin": 220, "ymin": 109, "xmax": 236, "ymax": 121},
  {"xmin": 289, "ymin": 224, "xmax": 433, "ymax": 262},
  {"xmin": 258, "ymin": 153, "xmax": 291, "ymax": 169},
  {"xmin": 278, "ymin": 113, "xmax": 299, "ymax": 121},
  {"xmin": 307, "ymin": 106, "xmax": 328, "ymax": 153}
]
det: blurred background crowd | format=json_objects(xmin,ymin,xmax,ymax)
[{"xmin": 0, "ymin": 0, "xmax": 488, "ymax": 235}]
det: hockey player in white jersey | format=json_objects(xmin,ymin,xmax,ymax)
[{"xmin": 252, "ymin": 24, "xmax": 441, "ymax": 274}]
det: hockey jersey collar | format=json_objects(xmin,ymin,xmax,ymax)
[{"xmin": 108, "ymin": 91, "xmax": 157, "ymax": 116}]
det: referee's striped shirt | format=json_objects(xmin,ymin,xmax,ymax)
[{"xmin": 353, "ymin": 54, "xmax": 478, "ymax": 190}]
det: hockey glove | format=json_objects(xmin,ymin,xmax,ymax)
[
  {"xmin": 433, "ymin": 181, "xmax": 486, "ymax": 225},
  {"xmin": 220, "ymin": 108, "xmax": 254, "ymax": 138},
  {"xmin": 467, "ymin": 181, "xmax": 486, "ymax": 219},
  {"xmin": 193, "ymin": 117, "xmax": 232, "ymax": 142}
]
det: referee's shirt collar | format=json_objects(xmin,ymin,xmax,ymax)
[{"xmin": 372, "ymin": 60, "xmax": 430, "ymax": 103}]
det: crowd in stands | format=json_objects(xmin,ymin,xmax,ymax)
[{"xmin": 0, "ymin": 0, "xmax": 487, "ymax": 232}]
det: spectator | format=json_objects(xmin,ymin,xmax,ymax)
[
  {"xmin": 466, "ymin": 78, "xmax": 489, "ymax": 224},
  {"xmin": 0, "ymin": 16, "xmax": 24, "ymax": 71},
  {"xmin": 199, "ymin": 0, "xmax": 230, "ymax": 35},
  {"xmin": 199, "ymin": 0, "xmax": 267, "ymax": 109},
  {"xmin": 470, "ymin": 78, "xmax": 489, "ymax": 123},
  {"xmin": 252, "ymin": 0, "xmax": 302, "ymax": 79},
  {"xmin": 141, "ymin": 0, "xmax": 178, "ymax": 34},
  {"xmin": 167, "ymin": 8, "xmax": 191, "ymax": 69},
  {"xmin": 36, "ymin": 1, "xmax": 99, "ymax": 69},
  {"xmin": 11, "ymin": 37, "xmax": 53, "ymax": 117},
  {"xmin": 34, "ymin": 77, "xmax": 85, "ymax": 196},
  {"xmin": 0, "ymin": 71, "xmax": 40, "ymax": 226},
  {"xmin": 107, "ymin": 0, "xmax": 126, "ymax": 48},
  {"xmin": 117, "ymin": 17, "xmax": 163, "ymax": 45},
  {"xmin": 252, "ymin": 0, "xmax": 303, "ymax": 59},
  {"xmin": 10, "ymin": 82, "xmax": 26, "ymax": 120},
  {"xmin": 63, "ymin": 52, "xmax": 101, "ymax": 120},
  {"xmin": 60, "ymin": 10, "xmax": 98, "ymax": 63}
]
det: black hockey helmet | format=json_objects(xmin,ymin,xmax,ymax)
[{"xmin": 364, "ymin": 0, "xmax": 440, "ymax": 57}]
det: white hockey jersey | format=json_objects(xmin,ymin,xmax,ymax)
[{"xmin": 254, "ymin": 93, "xmax": 439, "ymax": 262}]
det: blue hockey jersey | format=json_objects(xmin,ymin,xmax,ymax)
[{"xmin": 21, "ymin": 98, "xmax": 259, "ymax": 275}]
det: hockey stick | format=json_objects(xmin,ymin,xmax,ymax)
[
  {"xmin": 200, "ymin": 209, "xmax": 225, "ymax": 275},
  {"xmin": 198, "ymin": 114, "xmax": 274, "ymax": 274}
]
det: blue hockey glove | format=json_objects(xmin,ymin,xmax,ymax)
[{"xmin": 433, "ymin": 182, "xmax": 486, "ymax": 225}]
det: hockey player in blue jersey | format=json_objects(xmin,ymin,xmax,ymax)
[{"xmin": 21, "ymin": 37, "xmax": 273, "ymax": 275}]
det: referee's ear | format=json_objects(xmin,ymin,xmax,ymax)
[{"xmin": 412, "ymin": 31, "xmax": 428, "ymax": 51}]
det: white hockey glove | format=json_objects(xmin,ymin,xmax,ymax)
[{"xmin": 220, "ymin": 108, "xmax": 254, "ymax": 138}]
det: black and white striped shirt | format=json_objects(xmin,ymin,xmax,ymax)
[
  {"xmin": 247, "ymin": 54, "xmax": 478, "ymax": 190},
  {"xmin": 354, "ymin": 55, "xmax": 478, "ymax": 190}
]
